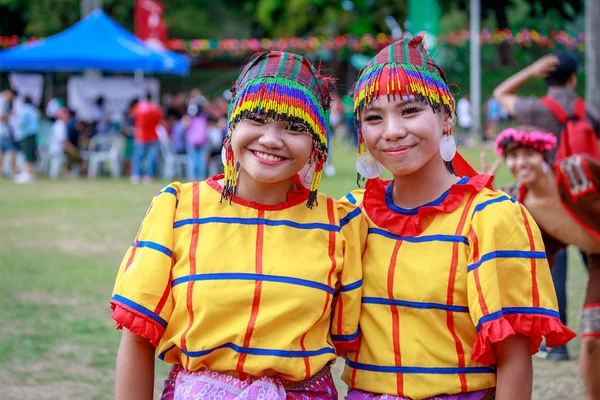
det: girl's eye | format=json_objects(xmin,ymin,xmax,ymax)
[
  {"xmin": 400, "ymin": 106, "xmax": 420, "ymax": 116},
  {"xmin": 286, "ymin": 123, "xmax": 309, "ymax": 133},
  {"xmin": 364, "ymin": 114, "xmax": 382, "ymax": 122},
  {"xmin": 248, "ymin": 114, "xmax": 265, "ymax": 124}
]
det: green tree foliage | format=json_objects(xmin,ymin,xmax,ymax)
[
  {"xmin": 0, "ymin": 0, "xmax": 407, "ymax": 39},
  {"xmin": 255, "ymin": 0, "xmax": 407, "ymax": 37},
  {"xmin": 0, "ymin": 0, "xmax": 252, "ymax": 38},
  {"xmin": 0, "ymin": 0, "xmax": 133, "ymax": 36},
  {"xmin": 439, "ymin": 0, "xmax": 582, "ymax": 27},
  {"xmin": 0, "ymin": 0, "xmax": 582, "ymax": 42},
  {"xmin": 438, "ymin": 0, "xmax": 582, "ymax": 65}
]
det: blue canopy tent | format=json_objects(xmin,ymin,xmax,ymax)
[{"xmin": 0, "ymin": 9, "xmax": 189, "ymax": 76}]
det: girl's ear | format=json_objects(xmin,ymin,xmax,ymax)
[{"xmin": 442, "ymin": 112, "xmax": 454, "ymax": 134}]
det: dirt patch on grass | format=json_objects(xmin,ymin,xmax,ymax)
[
  {"xmin": 0, "ymin": 215, "xmax": 63, "ymax": 229},
  {"xmin": 16, "ymin": 291, "xmax": 111, "ymax": 321},
  {"xmin": 55, "ymin": 236, "xmax": 125, "ymax": 255},
  {"xmin": 18, "ymin": 291, "xmax": 81, "ymax": 307},
  {"xmin": 14, "ymin": 236, "xmax": 125, "ymax": 255}
]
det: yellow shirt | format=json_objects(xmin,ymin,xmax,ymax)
[
  {"xmin": 111, "ymin": 176, "xmax": 364, "ymax": 382},
  {"xmin": 341, "ymin": 175, "xmax": 575, "ymax": 399}
]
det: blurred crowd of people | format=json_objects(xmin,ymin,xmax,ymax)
[
  {"xmin": 0, "ymin": 87, "xmax": 230, "ymax": 184},
  {"xmin": 0, "ymin": 84, "xmax": 369, "ymax": 184},
  {"xmin": 454, "ymin": 94, "xmax": 512, "ymax": 146}
]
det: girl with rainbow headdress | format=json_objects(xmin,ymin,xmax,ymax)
[
  {"xmin": 110, "ymin": 51, "xmax": 364, "ymax": 400},
  {"xmin": 338, "ymin": 34, "xmax": 575, "ymax": 400},
  {"xmin": 495, "ymin": 126, "xmax": 600, "ymax": 400}
]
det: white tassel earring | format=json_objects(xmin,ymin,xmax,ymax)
[
  {"xmin": 439, "ymin": 132, "xmax": 457, "ymax": 162},
  {"xmin": 221, "ymin": 146, "xmax": 227, "ymax": 166},
  {"xmin": 356, "ymin": 152, "xmax": 384, "ymax": 179}
]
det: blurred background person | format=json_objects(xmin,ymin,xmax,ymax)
[
  {"xmin": 187, "ymin": 87, "xmax": 207, "ymax": 115},
  {"xmin": 119, "ymin": 99, "xmax": 138, "ymax": 177},
  {"xmin": 170, "ymin": 113, "xmax": 189, "ymax": 157},
  {"xmin": 12, "ymin": 96, "xmax": 39, "ymax": 183},
  {"xmin": 185, "ymin": 104, "xmax": 208, "ymax": 181},
  {"xmin": 92, "ymin": 96, "xmax": 110, "ymax": 136},
  {"xmin": 48, "ymin": 107, "xmax": 79, "ymax": 178},
  {"xmin": 0, "ymin": 88, "xmax": 17, "ymax": 177},
  {"xmin": 456, "ymin": 95, "xmax": 472, "ymax": 145},
  {"xmin": 206, "ymin": 115, "xmax": 226, "ymax": 176},
  {"xmin": 484, "ymin": 96, "xmax": 501, "ymax": 143},
  {"xmin": 342, "ymin": 90, "xmax": 357, "ymax": 145},
  {"xmin": 131, "ymin": 93, "xmax": 163, "ymax": 184}
]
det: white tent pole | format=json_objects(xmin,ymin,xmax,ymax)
[
  {"xmin": 45, "ymin": 71, "xmax": 54, "ymax": 104},
  {"xmin": 80, "ymin": 0, "xmax": 103, "ymax": 19},
  {"xmin": 469, "ymin": 0, "xmax": 481, "ymax": 139}
]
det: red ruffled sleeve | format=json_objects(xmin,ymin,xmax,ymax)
[
  {"xmin": 471, "ymin": 313, "xmax": 576, "ymax": 365},
  {"xmin": 110, "ymin": 183, "xmax": 179, "ymax": 347},
  {"xmin": 467, "ymin": 192, "xmax": 576, "ymax": 366},
  {"xmin": 110, "ymin": 300, "xmax": 165, "ymax": 347}
]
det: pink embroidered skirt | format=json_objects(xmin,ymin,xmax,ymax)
[
  {"xmin": 345, "ymin": 388, "xmax": 495, "ymax": 400},
  {"xmin": 161, "ymin": 364, "xmax": 338, "ymax": 400}
]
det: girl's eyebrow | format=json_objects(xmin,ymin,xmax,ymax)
[{"xmin": 364, "ymin": 99, "xmax": 415, "ymax": 112}]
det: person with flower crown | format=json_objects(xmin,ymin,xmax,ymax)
[
  {"xmin": 495, "ymin": 125, "xmax": 600, "ymax": 400},
  {"xmin": 110, "ymin": 51, "xmax": 365, "ymax": 400},
  {"xmin": 338, "ymin": 34, "xmax": 575, "ymax": 400},
  {"xmin": 494, "ymin": 50, "xmax": 600, "ymax": 362}
]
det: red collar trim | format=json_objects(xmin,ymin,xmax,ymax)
[
  {"xmin": 205, "ymin": 174, "xmax": 310, "ymax": 211},
  {"xmin": 363, "ymin": 174, "xmax": 493, "ymax": 236}
]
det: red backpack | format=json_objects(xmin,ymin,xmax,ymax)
[{"xmin": 540, "ymin": 96, "xmax": 600, "ymax": 162}]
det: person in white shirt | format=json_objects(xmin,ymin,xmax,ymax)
[
  {"xmin": 12, "ymin": 96, "xmax": 39, "ymax": 183},
  {"xmin": 457, "ymin": 95, "xmax": 472, "ymax": 132},
  {"xmin": 49, "ymin": 108, "xmax": 79, "ymax": 177}
]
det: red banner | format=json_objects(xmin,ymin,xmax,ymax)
[{"xmin": 134, "ymin": 0, "xmax": 168, "ymax": 49}]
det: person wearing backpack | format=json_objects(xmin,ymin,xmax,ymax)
[
  {"xmin": 494, "ymin": 51, "xmax": 600, "ymax": 160},
  {"xmin": 494, "ymin": 51, "xmax": 600, "ymax": 362}
]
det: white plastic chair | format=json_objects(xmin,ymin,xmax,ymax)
[
  {"xmin": 88, "ymin": 135, "xmax": 124, "ymax": 178},
  {"xmin": 159, "ymin": 138, "xmax": 186, "ymax": 180},
  {"xmin": 36, "ymin": 146, "xmax": 50, "ymax": 175},
  {"xmin": 48, "ymin": 153, "xmax": 66, "ymax": 180}
]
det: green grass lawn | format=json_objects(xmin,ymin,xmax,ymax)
[{"xmin": 0, "ymin": 139, "xmax": 587, "ymax": 399}]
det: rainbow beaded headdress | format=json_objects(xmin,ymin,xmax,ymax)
[
  {"xmin": 224, "ymin": 51, "xmax": 333, "ymax": 208},
  {"xmin": 353, "ymin": 34, "xmax": 455, "ymax": 158}
]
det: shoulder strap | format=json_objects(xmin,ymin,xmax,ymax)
[
  {"xmin": 574, "ymin": 98, "xmax": 586, "ymax": 120},
  {"xmin": 540, "ymin": 96, "xmax": 569, "ymax": 124}
]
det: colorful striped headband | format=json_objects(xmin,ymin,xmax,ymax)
[
  {"xmin": 353, "ymin": 34, "xmax": 455, "ymax": 156},
  {"xmin": 224, "ymin": 51, "xmax": 333, "ymax": 208}
]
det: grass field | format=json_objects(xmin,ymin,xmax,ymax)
[{"xmin": 0, "ymin": 138, "xmax": 588, "ymax": 399}]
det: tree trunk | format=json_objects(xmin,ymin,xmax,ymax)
[
  {"xmin": 491, "ymin": 1, "xmax": 514, "ymax": 66},
  {"xmin": 586, "ymin": 0, "xmax": 600, "ymax": 110}
]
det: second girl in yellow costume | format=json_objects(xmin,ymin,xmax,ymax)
[{"xmin": 341, "ymin": 34, "xmax": 575, "ymax": 400}]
